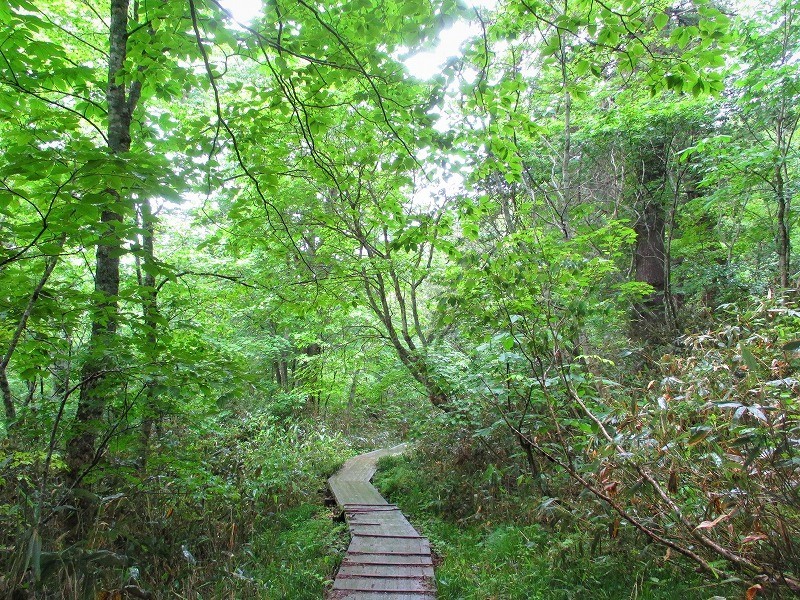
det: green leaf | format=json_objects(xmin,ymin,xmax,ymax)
[
  {"xmin": 782, "ymin": 340, "xmax": 800, "ymax": 353},
  {"xmin": 740, "ymin": 346, "xmax": 759, "ymax": 373},
  {"xmin": 665, "ymin": 74, "xmax": 683, "ymax": 90},
  {"xmin": 687, "ymin": 426, "xmax": 711, "ymax": 447},
  {"xmin": 653, "ymin": 13, "xmax": 669, "ymax": 31}
]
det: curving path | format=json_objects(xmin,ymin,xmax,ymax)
[{"xmin": 327, "ymin": 444, "xmax": 436, "ymax": 599}]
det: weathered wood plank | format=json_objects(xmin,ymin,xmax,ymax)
[
  {"xmin": 327, "ymin": 445, "xmax": 436, "ymax": 599},
  {"xmin": 328, "ymin": 592, "xmax": 435, "ymax": 600},
  {"xmin": 344, "ymin": 552, "xmax": 433, "ymax": 564},
  {"xmin": 332, "ymin": 577, "xmax": 434, "ymax": 592},
  {"xmin": 338, "ymin": 564, "xmax": 435, "ymax": 578}
]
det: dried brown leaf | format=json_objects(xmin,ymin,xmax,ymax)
[
  {"xmin": 741, "ymin": 533, "xmax": 768, "ymax": 544},
  {"xmin": 668, "ymin": 469, "xmax": 678, "ymax": 493},
  {"xmin": 609, "ymin": 518, "xmax": 620, "ymax": 539},
  {"xmin": 745, "ymin": 584, "xmax": 762, "ymax": 600},
  {"xmin": 695, "ymin": 512, "xmax": 730, "ymax": 530}
]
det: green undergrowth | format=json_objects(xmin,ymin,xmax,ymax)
[
  {"xmin": 128, "ymin": 415, "xmax": 353, "ymax": 598},
  {"xmin": 374, "ymin": 453, "xmax": 740, "ymax": 600},
  {"xmin": 244, "ymin": 504, "xmax": 349, "ymax": 598},
  {"xmin": 1, "ymin": 412, "xmax": 352, "ymax": 598}
]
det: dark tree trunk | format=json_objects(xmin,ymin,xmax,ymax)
[
  {"xmin": 1, "ymin": 366, "xmax": 15, "ymax": 423},
  {"xmin": 274, "ymin": 357, "xmax": 291, "ymax": 390},
  {"xmin": 630, "ymin": 139, "xmax": 670, "ymax": 340},
  {"xmin": 776, "ymin": 164, "xmax": 790, "ymax": 290},
  {"xmin": 302, "ymin": 343, "xmax": 322, "ymax": 409},
  {"xmin": 633, "ymin": 200, "xmax": 666, "ymax": 324},
  {"xmin": 67, "ymin": 210, "xmax": 123, "ymax": 477},
  {"xmin": 66, "ymin": 0, "xmax": 135, "ymax": 505}
]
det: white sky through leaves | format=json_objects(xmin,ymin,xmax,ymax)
[{"xmin": 218, "ymin": 0, "xmax": 498, "ymax": 79}]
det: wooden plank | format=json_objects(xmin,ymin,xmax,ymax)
[
  {"xmin": 345, "ymin": 552, "xmax": 433, "ymax": 563},
  {"xmin": 352, "ymin": 533, "xmax": 426, "ymax": 540},
  {"xmin": 346, "ymin": 550, "xmax": 431, "ymax": 564},
  {"xmin": 329, "ymin": 592, "xmax": 435, "ymax": 600},
  {"xmin": 338, "ymin": 564, "xmax": 435, "ymax": 578},
  {"xmin": 332, "ymin": 576, "xmax": 434, "ymax": 592},
  {"xmin": 349, "ymin": 538, "xmax": 431, "ymax": 555},
  {"xmin": 327, "ymin": 446, "xmax": 436, "ymax": 599}
]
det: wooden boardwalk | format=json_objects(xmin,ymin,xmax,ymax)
[{"xmin": 327, "ymin": 445, "xmax": 436, "ymax": 599}]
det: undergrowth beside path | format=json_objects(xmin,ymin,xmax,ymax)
[
  {"xmin": 1, "ymin": 415, "xmax": 353, "ymax": 598},
  {"xmin": 374, "ymin": 453, "xmax": 742, "ymax": 600}
]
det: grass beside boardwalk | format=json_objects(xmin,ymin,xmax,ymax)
[
  {"xmin": 373, "ymin": 454, "xmax": 741, "ymax": 600},
  {"xmin": 247, "ymin": 504, "xmax": 349, "ymax": 599}
]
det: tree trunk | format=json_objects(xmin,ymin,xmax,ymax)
[
  {"xmin": 776, "ymin": 164, "xmax": 790, "ymax": 290},
  {"xmin": 52, "ymin": 334, "xmax": 73, "ymax": 405},
  {"xmin": 302, "ymin": 343, "xmax": 322, "ymax": 410},
  {"xmin": 1, "ymin": 236, "xmax": 65, "ymax": 423},
  {"xmin": 279, "ymin": 359, "xmax": 289, "ymax": 389},
  {"xmin": 633, "ymin": 199, "xmax": 666, "ymax": 326},
  {"xmin": 138, "ymin": 199, "xmax": 159, "ymax": 469},
  {"xmin": 66, "ymin": 0, "xmax": 135, "ymax": 497}
]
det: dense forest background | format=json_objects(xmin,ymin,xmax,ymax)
[{"xmin": 0, "ymin": 0, "xmax": 798, "ymax": 597}]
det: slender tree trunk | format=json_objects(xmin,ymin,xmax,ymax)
[
  {"xmin": 663, "ymin": 159, "xmax": 685, "ymax": 332},
  {"xmin": 66, "ymin": 0, "xmax": 134, "ymax": 488},
  {"xmin": 138, "ymin": 199, "xmax": 159, "ymax": 469},
  {"xmin": 0, "ymin": 372, "xmax": 14, "ymax": 423},
  {"xmin": 301, "ymin": 343, "xmax": 322, "ymax": 410},
  {"xmin": 279, "ymin": 359, "xmax": 289, "ymax": 390},
  {"xmin": 500, "ymin": 182, "xmax": 516, "ymax": 234},
  {"xmin": 52, "ymin": 332, "xmax": 73, "ymax": 403},
  {"xmin": 776, "ymin": 164, "xmax": 790, "ymax": 289},
  {"xmin": 362, "ymin": 267, "xmax": 449, "ymax": 407},
  {"xmin": 1, "ymin": 236, "xmax": 65, "ymax": 423}
]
